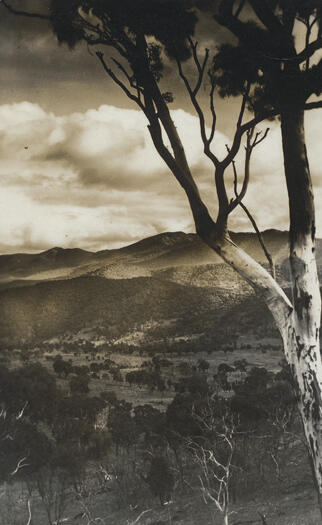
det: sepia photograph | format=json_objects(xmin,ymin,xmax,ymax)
[{"xmin": 0, "ymin": 1, "xmax": 322, "ymax": 523}]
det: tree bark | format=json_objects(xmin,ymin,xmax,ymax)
[
  {"xmin": 148, "ymin": 70, "xmax": 322, "ymax": 507},
  {"xmin": 201, "ymin": 232, "xmax": 292, "ymax": 334},
  {"xmin": 280, "ymin": 106, "xmax": 322, "ymax": 507}
]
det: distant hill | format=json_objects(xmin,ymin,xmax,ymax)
[
  {"xmin": 0, "ymin": 247, "xmax": 93, "ymax": 283},
  {"xmin": 0, "ymin": 230, "xmax": 320, "ymax": 345},
  {"xmin": 2, "ymin": 229, "xmax": 321, "ymax": 287}
]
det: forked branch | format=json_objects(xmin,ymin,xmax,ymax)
[
  {"xmin": 295, "ymin": 36, "xmax": 322, "ymax": 66},
  {"xmin": 176, "ymin": 42, "xmax": 219, "ymax": 167},
  {"xmin": 221, "ymin": 82, "xmax": 251, "ymax": 170},
  {"xmin": 96, "ymin": 51, "xmax": 145, "ymax": 111},
  {"xmin": 227, "ymin": 129, "xmax": 275, "ymax": 277},
  {"xmin": 228, "ymin": 126, "xmax": 269, "ymax": 213}
]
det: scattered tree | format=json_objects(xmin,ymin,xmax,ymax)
[
  {"xmin": 69, "ymin": 374, "xmax": 90, "ymax": 395},
  {"xmin": 197, "ymin": 358, "xmax": 210, "ymax": 373}
]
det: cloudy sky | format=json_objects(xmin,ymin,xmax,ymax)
[{"xmin": 1, "ymin": 1, "xmax": 322, "ymax": 254}]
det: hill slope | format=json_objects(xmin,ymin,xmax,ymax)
[
  {"xmin": 0, "ymin": 230, "xmax": 320, "ymax": 345},
  {"xmin": 3, "ymin": 229, "xmax": 320, "ymax": 287}
]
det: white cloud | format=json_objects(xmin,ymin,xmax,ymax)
[{"xmin": 0, "ymin": 102, "xmax": 321, "ymax": 253}]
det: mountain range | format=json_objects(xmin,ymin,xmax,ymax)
[
  {"xmin": 0, "ymin": 230, "xmax": 320, "ymax": 346},
  {"xmin": 2, "ymin": 229, "xmax": 320, "ymax": 287}
]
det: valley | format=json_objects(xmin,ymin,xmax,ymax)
[{"xmin": 0, "ymin": 230, "xmax": 321, "ymax": 525}]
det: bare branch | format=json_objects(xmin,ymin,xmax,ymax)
[
  {"xmin": 241, "ymin": 204, "xmax": 275, "ymax": 277},
  {"xmin": 227, "ymin": 135, "xmax": 275, "ymax": 277},
  {"xmin": 111, "ymin": 57, "xmax": 141, "ymax": 93},
  {"xmin": 176, "ymin": 46, "xmax": 219, "ymax": 168},
  {"xmin": 78, "ymin": 8, "xmax": 131, "ymax": 59},
  {"xmin": 221, "ymin": 85, "xmax": 255, "ymax": 173},
  {"xmin": 305, "ymin": 19, "xmax": 313, "ymax": 70},
  {"xmin": 146, "ymin": 106, "xmax": 202, "ymax": 204},
  {"xmin": 237, "ymin": 81, "xmax": 250, "ymax": 129},
  {"xmin": 96, "ymin": 52, "xmax": 145, "ymax": 111},
  {"xmin": 304, "ymin": 100, "xmax": 322, "ymax": 111},
  {"xmin": 11, "ymin": 456, "xmax": 29, "ymax": 476},
  {"xmin": 143, "ymin": 90, "xmax": 214, "ymax": 238},
  {"xmin": 16, "ymin": 401, "xmax": 28, "ymax": 420},
  {"xmin": 187, "ymin": 38, "xmax": 209, "ymax": 96},
  {"xmin": 127, "ymin": 509, "xmax": 151, "ymax": 525},
  {"xmin": 186, "ymin": 405, "xmax": 234, "ymax": 521},
  {"xmin": 253, "ymin": 127, "xmax": 270, "ymax": 147},
  {"xmin": 26, "ymin": 499, "xmax": 32, "ymax": 525},
  {"xmin": 208, "ymin": 72, "xmax": 217, "ymax": 146},
  {"xmin": 295, "ymin": 37, "xmax": 322, "ymax": 65},
  {"xmin": 237, "ymin": 99, "xmax": 322, "ymax": 127}
]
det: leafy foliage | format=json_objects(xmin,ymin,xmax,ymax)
[
  {"xmin": 211, "ymin": 0, "xmax": 322, "ymax": 113},
  {"xmin": 50, "ymin": 0, "xmax": 197, "ymax": 60}
]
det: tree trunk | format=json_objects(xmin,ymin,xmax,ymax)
[
  {"xmin": 148, "ymin": 69, "xmax": 322, "ymax": 508},
  {"xmin": 204, "ymin": 226, "xmax": 322, "ymax": 507},
  {"xmin": 280, "ymin": 106, "xmax": 322, "ymax": 508},
  {"xmin": 203, "ymin": 232, "xmax": 292, "ymax": 334}
]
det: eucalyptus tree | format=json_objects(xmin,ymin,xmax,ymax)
[
  {"xmin": 3, "ymin": 0, "xmax": 322, "ymax": 506},
  {"xmin": 204, "ymin": 0, "xmax": 322, "ymax": 505}
]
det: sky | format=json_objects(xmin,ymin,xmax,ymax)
[{"xmin": 1, "ymin": 1, "xmax": 322, "ymax": 253}]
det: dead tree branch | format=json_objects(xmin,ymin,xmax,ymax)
[
  {"xmin": 26, "ymin": 499, "xmax": 32, "ymax": 525},
  {"xmin": 186, "ymin": 402, "xmax": 235, "ymax": 524}
]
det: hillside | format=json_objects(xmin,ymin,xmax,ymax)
[
  {"xmin": 0, "ymin": 229, "xmax": 303, "ymax": 346},
  {"xmin": 0, "ymin": 229, "xmax": 298, "ymax": 286}
]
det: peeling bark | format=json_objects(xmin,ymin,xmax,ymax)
[
  {"xmin": 283, "ymin": 311, "xmax": 322, "ymax": 501},
  {"xmin": 280, "ymin": 106, "xmax": 322, "ymax": 505}
]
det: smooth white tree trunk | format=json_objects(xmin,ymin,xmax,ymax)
[
  {"xmin": 207, "ymin": 232, "xmax": 322, "ymax": 501},
  {"xmin": 283, "ymin": 233, "xmax": 322, "ymax": 498}
]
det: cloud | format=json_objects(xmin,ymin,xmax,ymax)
[
  {"xmin": 1, "ymin": 2, "xmax": 322, "ymax": 254},
  {"xmin": 0, "ymin": 102, "xmax": 212, "ymax": 252},
  {"xmin": 0, "ymin": 1, "xmax": 243, "ymax": 126},
  {"xmin": 0, "ymin": 101, "xmax": 321, "ymax": 253}
]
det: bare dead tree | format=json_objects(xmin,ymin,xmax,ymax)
[
  {"xmin": 186, "ymin": 404, "xmax": 235, "ymax": 525},
  {"xmin": 0, "ymin": 402, "xmax": 30, "ymax": 478},
  {"xmin": 0, "ymin": 403, "xmax": 36, "ymax": 525}
]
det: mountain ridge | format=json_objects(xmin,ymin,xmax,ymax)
[
  {"xmin": 0, "ymin": 229, "xmax": 321, "ymax": 290},
  {"xmin": 1, "ymin": 229, "xmax": 319, "ymax": 345}
]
